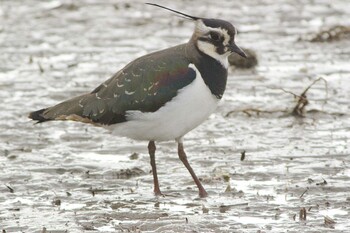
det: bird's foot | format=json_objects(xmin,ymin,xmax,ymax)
[
  {"xmin": 154, "ymin": 189, "xmax": 164, "ymax": 197},
  {"xmin": 199, "ymin": 189, "xmax": 208, "ymax": 198}
]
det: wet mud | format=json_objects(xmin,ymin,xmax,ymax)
[{"xmin": 1, "ymin": 0, "xmax": 350, "ymax": 232}]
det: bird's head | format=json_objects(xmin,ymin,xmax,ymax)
[
  {"xmin": 193, "ymin": 18, "xmax": 246, "ymax": 65},
  {"xmin": 146, "ymin": 3, "xmax": 246, "ymax": 66}
]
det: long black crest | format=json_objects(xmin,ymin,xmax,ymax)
[{"xmin": 146, "ymin": 3, "xmax": 200, "ymax": 21}]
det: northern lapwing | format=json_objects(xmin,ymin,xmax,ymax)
[{"xmin": 29, "ymin": 3, "xmax": 246, "ymax": 198}]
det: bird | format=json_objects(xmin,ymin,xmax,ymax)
[{"xmin": 28, "ymin": 3, "xmax": 246, "ymax": 198}]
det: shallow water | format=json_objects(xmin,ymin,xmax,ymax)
[{"xmin": 1, "ymin": 0, "xmax": 350, "ymax": 232}]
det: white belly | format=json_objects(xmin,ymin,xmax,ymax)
[{"xmin": 107, "ymin": 64, "xmax": 219, "ymax": 141}]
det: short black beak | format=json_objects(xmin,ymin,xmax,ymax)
[{"xmin": 229, "ymin": 43, "xmax": 247, "ymax": 58}]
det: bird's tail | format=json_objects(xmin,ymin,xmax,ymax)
[
  {"xmin": 28, "ymin": 94, "xmax": 90, "ymax": 124},
  {"xmin": 28, "ymin": 108, "xmax": 51, "ymax": 123}
]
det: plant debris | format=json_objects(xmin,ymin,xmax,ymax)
[
  {"xmin": 88, "ymin": 187, "xmax": 113, "ymax": 196},
  {"xmin": 240, "ymin": 150, "xmax": 246, "ymax": 161},
  {"xmin": 324, "ymin": 215, "xmax": 336, "ymax": 226},
  {"xmin": 202, "ymin": 205, "xmax": 209, "ymax": 214},
  {"xmin": 228, "ymin": 47, "xmax": 258, "ymax": 68},
  {"xmin": 300, "ymin": 188, "xmax": 308, "ymax": 198},
  {"xmin": 225, "ymin": 108, "xmax": 282, "ymax": 117},
  {"xmin": 306, "ymin": 25, "xmax": 350, "ymax": 42},
  {"xmin": 129, "ymin": 152, "xmax": 139, "ymax": 160},
  {"xmin": 226, "ymin": 77, "xmax": 328, "ymax": 118},
  {"xmin": 37, "ymin": 62, "xmax": 44, "ymax": 73},
  {"xmin": 281, "ymin": 77, "xmax": 328, "ymax": 117},
  {"xmin": 316, "ymin": 179, "xmax": 328, "ymax": 186},
  {"xmin": 5, "ymin": 185, "xmax": 14, "ymax": 193},
  {"xmin": 53, "ymin": 199, "xmax": 61, "ymax": 206},
  {"xmin": 299, "ymin": 207, "xmax": 307, "ymax": 221},
  {"xmin": 219, "ymin": 205, "xmax": 231, "ymax": 213}
]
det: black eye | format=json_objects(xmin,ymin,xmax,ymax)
[{"xmin": 209, "ymin": 32, "xmax": 220, "ymax": 41}]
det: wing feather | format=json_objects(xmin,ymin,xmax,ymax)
[{"xmin": 30, "ymin": 44, "xmax": 197, "ymax": 125}]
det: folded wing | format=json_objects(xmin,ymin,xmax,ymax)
[{"xmin": 29, "ymin": 46, "xmax": 196, "ymax": 125}]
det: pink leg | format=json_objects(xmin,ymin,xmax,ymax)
[
  {"xmin": 178, "ymin": 142, "xmax": 208, "ymax": 198},
  {"xmin": 148, "ymin": 141, "xmax": 162, "ymax": 196}
]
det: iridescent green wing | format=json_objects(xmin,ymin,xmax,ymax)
[{"xmin": 80, "ymin": 46, "xmax": 196, "ymax": 125}]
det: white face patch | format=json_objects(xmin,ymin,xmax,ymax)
[
  {"xmin": 197, "ymin": 40, "xmax": 229, "ymax": 68},
  {"xmin": 195, "ymin": 20, "xmax": 232, "ymax": 68}
]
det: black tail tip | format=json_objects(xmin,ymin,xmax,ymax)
[{"xmin": 28, "ymin": 108, "xmax": 50, "ymax": 123}]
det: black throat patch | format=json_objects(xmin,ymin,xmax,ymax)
[{"xmin": 194, "ymin": 50, "xmax": 228, "ymax": 99}]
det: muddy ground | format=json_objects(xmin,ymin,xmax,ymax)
[{"xmin": 0, "ymin": 0, "xmax": 350, "ymax": 232}]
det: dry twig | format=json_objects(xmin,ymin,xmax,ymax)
[
  {"xmin": 281, "ymin": 77, "xmax": 328, "ymax": 117},
  {"xmin": 324, "ymin": 215, "xmax": 336, "ymax": 225},
  {"xmin": 226, "ymin": 77, "xmax": 328, "ymax": 118}
]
